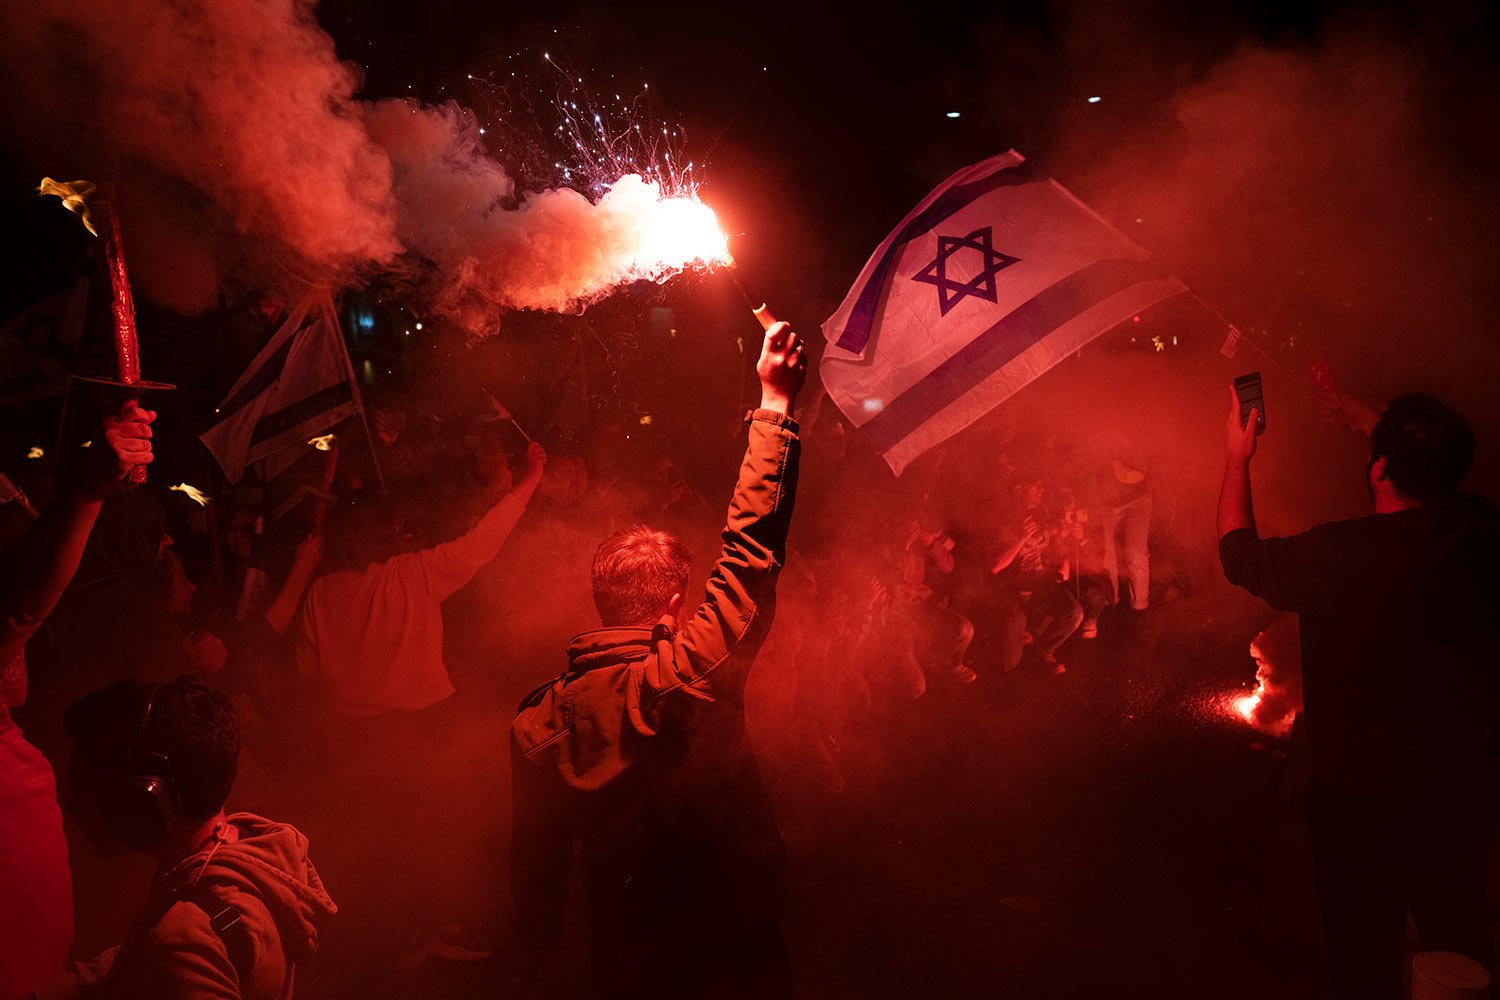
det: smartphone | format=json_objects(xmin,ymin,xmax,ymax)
[{"xmin": 1234, "ymin": 371, "xmax": 1266, "ymax": 434}]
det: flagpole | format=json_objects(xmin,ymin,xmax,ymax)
[
  {"xmin": 1188, "ymin": 292, "xmax": 1330, "ymax": 409},
  {"xmin": 328, "ymin": 291, "xmax": 388, "ymax": 496}
]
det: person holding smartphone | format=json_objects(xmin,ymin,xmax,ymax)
[{"xmin": 1218, "ymin": 387, "xmax": 1500, "ymax": 999}]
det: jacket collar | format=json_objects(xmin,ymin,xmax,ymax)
[{"xmin": 566, "ymin": 616, "xmax": 676, "ymax": 675}]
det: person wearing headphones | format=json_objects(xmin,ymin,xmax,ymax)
[{"xmin": 32, "ymin": 676, "xmax": 335, "ymax": 1000}]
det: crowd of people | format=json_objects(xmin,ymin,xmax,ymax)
[{"xmin": 1, "ymin": 314, "xmax": 1497, "ymax": 1000}]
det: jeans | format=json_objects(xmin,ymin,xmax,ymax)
[
  {"xmin": 994, "ymin": 583, "xmax": 1083, "ymax": 670},
  {"xmin": 1101, "ymin": 494, "xmax": 1151, "ymax": 610},
  {"xmin": 904, "ymin": 602, "xmax": 975, "ymax": 673}
]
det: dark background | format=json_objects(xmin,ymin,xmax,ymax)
[{"xmin": 3, "ymin": 2, "xmax": 1499, "ymax": 997}]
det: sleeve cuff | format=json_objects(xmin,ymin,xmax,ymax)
[{"xmin": 743, "ymin": 408, "xmax": 799, "ymax": 433}]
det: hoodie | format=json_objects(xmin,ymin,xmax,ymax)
[
  {"xmin": 511, "ymin": 410, "xmax": 799, "ymax": 971},
  {"xmin": 35, "ymin": 814, "xmax": 336, "ymax": 1000}
]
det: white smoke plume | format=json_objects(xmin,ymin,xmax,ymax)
[
  {"xmin": 366, "ymin": 100, "xmax": 726, "ymax": 338},
  {"xmin": 0, "ymin": 0, "xmax": 722, "ymax": 336}
]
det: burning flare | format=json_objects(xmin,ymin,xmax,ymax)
[
  {"xmin": 37, "ymin": 178, "xmax": 99, "ymax": 236},
  {"xmin": 169, "ymin": 482, "xmax": 210, "ymax": 506},
  {"xmin": 1231, "ymin": 616, "xmax": 1303, "ymax": 737},
  {"xmin": 627, "ymin": 185, "xmax": 732, "ymax": 277}
]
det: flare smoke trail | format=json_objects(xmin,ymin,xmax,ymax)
[
  {"xmin": 1235, "ymin": 615, "xmax": 1302, "ymax": 738},
  {"xmin": 0, "ymin": 0, "xmax": 726, "ymax": 336}
]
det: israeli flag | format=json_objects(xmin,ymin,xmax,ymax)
[{"xmin": 820, "ymin": 150, "xmax": 1186, "ymax": 474}]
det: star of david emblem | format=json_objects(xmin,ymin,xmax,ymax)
[{"xmin": 910, "ymin": 226, "xmax": 1021, "ymax": 316}]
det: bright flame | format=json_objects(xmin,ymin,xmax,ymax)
[
  {"xmin": 169, "ymin": 482, "xmax": 210, "ymax": 506},
  {"xmin": 307, "ymin": 434, "xmax": 336, "ymax": 452},
  {"xmin": 1227, "ymin": 645, "xmax": 1299, "ymax": 737},
  {"xmin": 631, "ymin": 190, "xmax": 732, "ymax": 276},
  {"xmin": 27, "ymin": 446, "xmax": 44, "ymax": 459},
  {"xmin": 37, "ymin": 178, "xmax": 99, "ymax": 237},
  {"xmin": 639, "ymin": 194, "xmax": 726, "ymax": 269}
]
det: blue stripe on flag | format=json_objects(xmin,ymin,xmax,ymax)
[
  {"xmin": 835, "ymin": 161, "xmax": 1035, "ymax": 354},
  {"xmin": 249, "ymin": 381, "xmax": 354, "ymax": 446},
  {"xmin": 860, "ymin": 258, "xmax": 1166, "ymax": 453}
]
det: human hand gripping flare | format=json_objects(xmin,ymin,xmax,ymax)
[
  {"xmin": 756, "ymin": 321, "xmax": 808, "ymax": 417},
  {"xmin": 80, "ymin": 402, "xmax": 155, "ymax": 500}
]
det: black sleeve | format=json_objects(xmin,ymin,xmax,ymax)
[{"xmin": 1219, "ymin": 523, "xmax": 1356, "ymax": 615}]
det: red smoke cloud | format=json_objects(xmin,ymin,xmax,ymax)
[
  {"xmin": 0, "ymin": 0, "xmax": 726, "ymax": 336},
  {"xmin": 366, "ymin": 100, "xmax": 729, "ymax": 339},
  {"xmin": 0, "ymin": 0, "xmax": 400, "ymax": 312}
]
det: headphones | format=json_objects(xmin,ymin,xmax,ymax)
[{"xmin": 100, "ymin": 682, "xmax": 179, "ymax": 851}]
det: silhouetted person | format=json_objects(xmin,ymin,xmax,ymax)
[
  {"xmin": 295, "ymin": 441, "xmax": 545, "ymax": 969},
  {"xmin": 510, "ymin": 321, "xmax": 807, "ymax": 999},
  {"xmin": 1, "ymin": 401, "xmax": 153, "ymax": 1000},
  {"xmin": 991, "ymin": 479, "xmax": 1083, "ymax": 672},
  {"xmin": 35, "ymin": 676, "xmax": 334, "ymax": 999},
  {"xmin": 1218, "ymin": 389, "xmax": 1500, "ymax": 999},
  {"xmin": 897, "ymin": 520, "xmax": 975, "ymax": 687},
  {"xmin": 1098, "ymin": 450, "xmax": 1151, "ymax": 611}
]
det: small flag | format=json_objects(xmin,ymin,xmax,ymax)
[
  {"xmin": 200, "ymin": 288, "xmax": 361, "ymax": 482},
  {"xmin": 820, "ymin": 150, "xmax": 1186, "ymax": 474},
  {"xmin": 1221, "ymin": 325, "xmax": 1243, "ymax": 359}
]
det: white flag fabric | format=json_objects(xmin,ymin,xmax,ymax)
[
  {"xmin": 200, "ymin": 289, "xmax": 360, "ymax": 482},
  {"xmin": 820, "ymin": 150, "xmax": 1186, "ymax": 474}
]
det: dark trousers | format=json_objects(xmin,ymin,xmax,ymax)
[
  {"xmin": 1306, "ymin": 781, "xmax": 1499, "ymax": 1000},
  {"xmin": 593, "ymin": 919, "xmax": 794, "ymax": 999}
]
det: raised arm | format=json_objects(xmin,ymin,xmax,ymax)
[
  {"xmin": 0, "ymin": 402, "xmax": 154, "ymax": 663},
  {"xmin": 658, "ymin": 322, "xmax": 807, "ymax": 701},
  {"xmin": 990, "ymin": 522, "xmax": 1034, "ymax": 575},
  {"xmin": 415, "ymin": 441, "xmax": 547, "ymax": 601},
  {"xmin": 262, "ymin": 532, "xmax": 324, "ymax": 635},
  {"xmin": 1217, "ymin": 383, "xmax": 1260, "ymax": 542},
  {"xmin": 1216, "ymin": 383, "xmax": 1353, "ymax": 614}
]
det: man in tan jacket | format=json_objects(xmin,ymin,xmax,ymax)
[
  {"xmin": 511, "ymin": 320, "xmax": 807, "ymax": 999},
  {"xmin": 35, "ymin": 676, "xmax": 335, "ymax": 1000}
]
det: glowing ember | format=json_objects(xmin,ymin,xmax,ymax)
[
  {"xmin": 1227, "ymin": 617, "xmax": 1303, "ymax": 737},
  {"xmin": 169, "ymin": 483, "xmax": 210, "ymax": 506},
  {"xmin": 27, "ymin": 446, "xmax": 44, "ymax": 459},
  {"xmin": 36, "ymin": 178, "xmax": 99, "ymax": 236},
  {"xmin": 307, "ymin": 434, "xmax": 336, "ymax": 452}
]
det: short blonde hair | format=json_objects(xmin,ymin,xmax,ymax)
[{"xmin": 591, "ymin": 524, "xmax": 692, "ymax": 626}]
